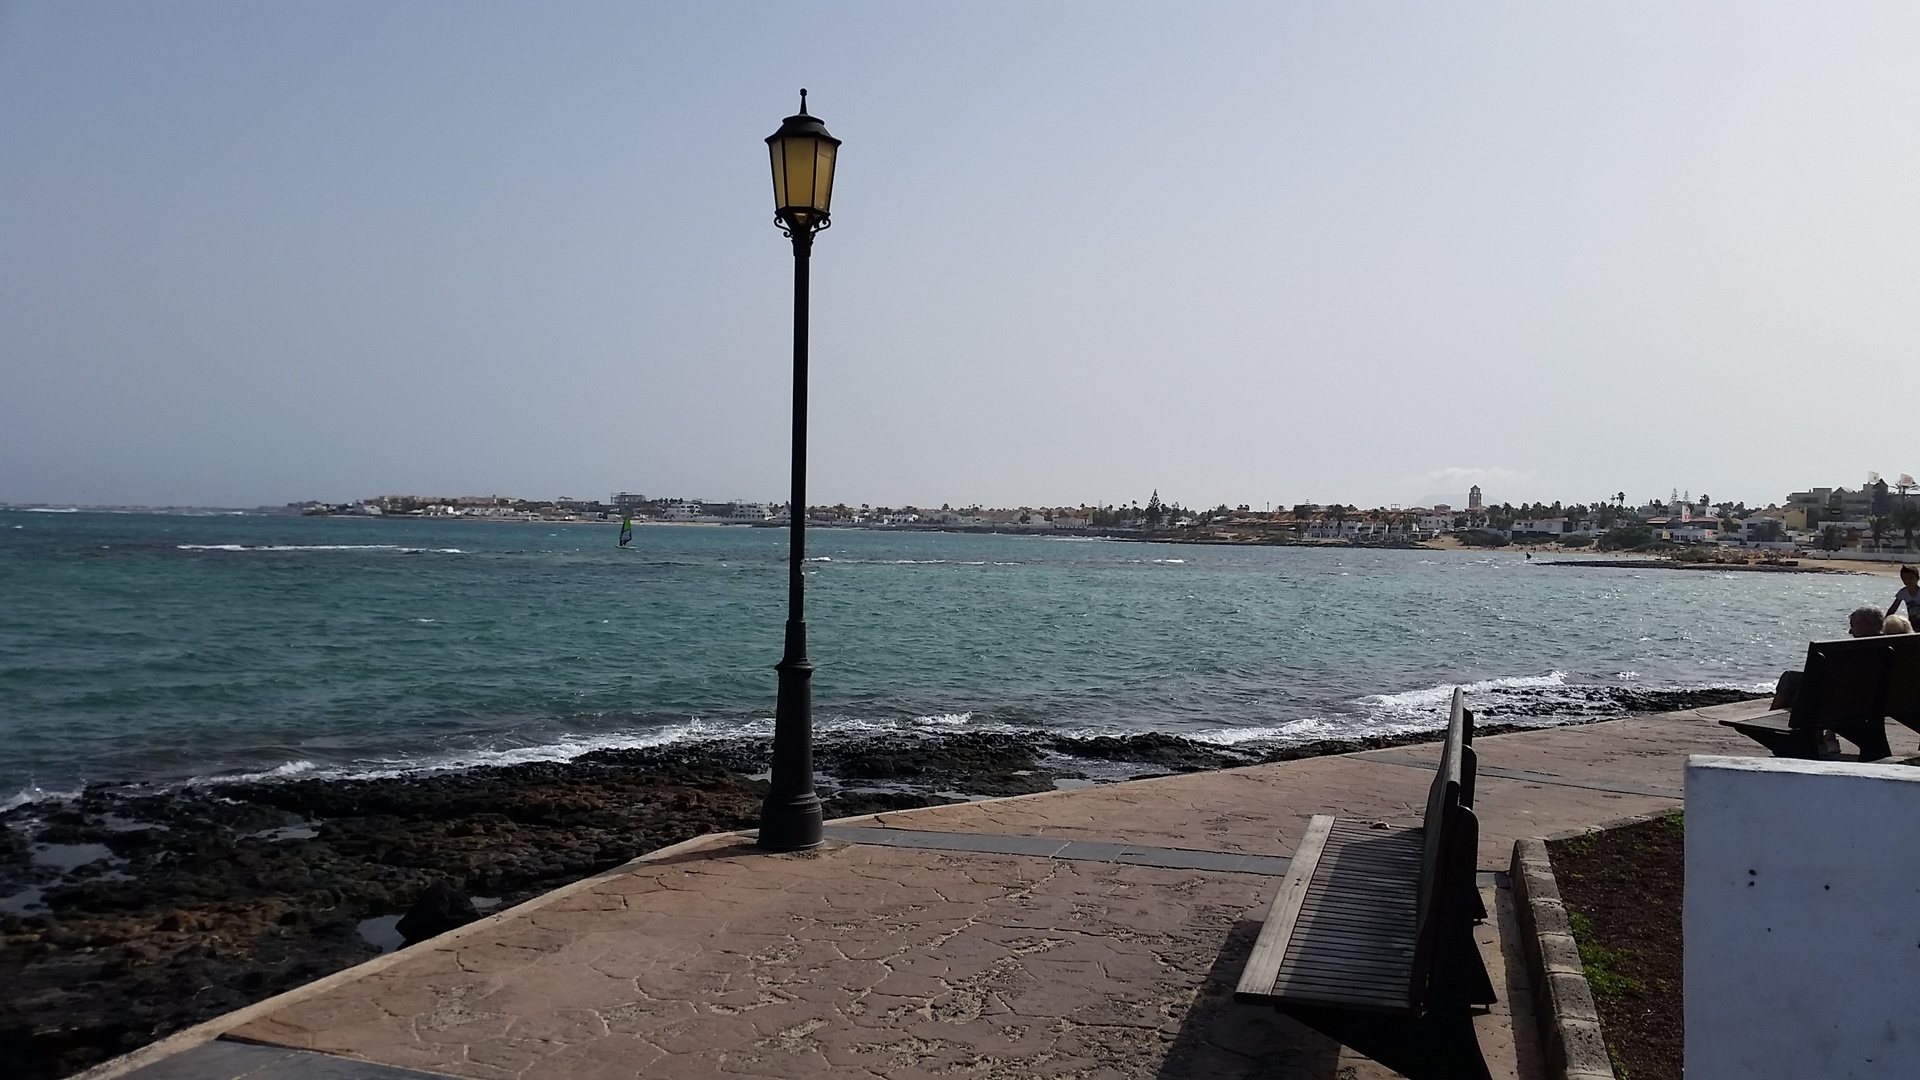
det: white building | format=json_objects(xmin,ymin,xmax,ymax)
[
  {"xmin": 726, "ymin": 503, "xmax": 773, "ymax": 522},
  {"xmin": 1510, "ymin": 518, "xmax": 1567, "ymax": 539},
  {"xmin": 658, "ymin": 501, "xmax": 704, "ymax": 522}
]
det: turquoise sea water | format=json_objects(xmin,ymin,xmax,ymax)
[{"xmin": 0, "ymin": 508, "xmax": 1889, "ymax": 801}]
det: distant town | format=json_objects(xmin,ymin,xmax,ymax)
[{"xmin": 283, "ymin": 474, "xmax": 1920, "ymax": 560}]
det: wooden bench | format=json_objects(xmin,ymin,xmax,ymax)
[
  {"xmin": 1235, "ymin": 689, "xmax": 1495, "ymax": 1080},
  {"xmin": 1719, "ymin": 634, "xmax": 1920, "ymax": 760}
]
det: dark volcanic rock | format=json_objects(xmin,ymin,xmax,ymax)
[
  {"xmin": 819, "ymin": 791, "xmax": 957, "ymax": 819},
  {"xmin": 1612, "ymin": 687, "xmax": 1758, "ymax": 713},
  {"xmin": 1052, "ymin": 732, "xmax": 1253, "ymax": 772},
  {"xmin": 396, "ymin": 881, "xmax": 478, "ymax": 945},
  {"xmin": 818, "ymin": 732, "xmax": 1055, "ymax": 797}
]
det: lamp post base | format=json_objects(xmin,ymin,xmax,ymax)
[
  {"xmin": 758, "ymin": 628, "xmax": 823, "ymax": 852},
  {"xmin": 757, "ymin": 791, "xmax": 824, "ymax": 851}
]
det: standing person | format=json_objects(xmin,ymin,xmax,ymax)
[{"xmin": 1888, "ymin": 566, "xmax": 1920, "ymax": 622}]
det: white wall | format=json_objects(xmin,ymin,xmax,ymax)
[{"xmin": 1686, "ymin": 756, "xmax": 1920, "ymax": 1079}]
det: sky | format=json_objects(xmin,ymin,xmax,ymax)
[{"xmin": 3, "ymin": 2, "xmax": 1918, "ymax": 511}]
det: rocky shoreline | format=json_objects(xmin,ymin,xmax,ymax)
[{"xmin": 0, "ymin": 686, "xmax": 1757, "ymax": 1079}]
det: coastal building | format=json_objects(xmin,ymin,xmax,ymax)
[
  {"xmin": 1467, "ymin": 486, "xmax": 1484, "ymax": 512},
  {"xmin": 1509, "ymin": 518, "xmax": 1568, "ymax": 540},
  {"xmin": 726, "ymin": 503, "xmax": 773, "ymax": 522},
  {"xmin": 1785, "ymin": 484, "xmax": 1887, "ymax": 525},
  {"xmin": 1646, "ymin": 518, "xmax": 1718, "ymax": 543},
  {"xmin": 658, "ymin": 501, "xmax": 705, "ymax": 522}
]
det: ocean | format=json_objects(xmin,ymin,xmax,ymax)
[{"xmin": 0, "ymin": 508, "xmax": 1884, "ymax": 802}]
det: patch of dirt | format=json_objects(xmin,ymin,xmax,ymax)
[{"xmin": 1548, "ymin": 812, "xmax": 1685, "ymax": 1080}]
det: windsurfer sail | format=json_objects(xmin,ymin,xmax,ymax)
[{"xmin": 618, "ymin": 513, "xmax": 633, "ymax": 547}]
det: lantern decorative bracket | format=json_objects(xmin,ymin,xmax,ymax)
[{"xmin": 774, "ymin": 211, "xmax": 832, "ymax": 248}]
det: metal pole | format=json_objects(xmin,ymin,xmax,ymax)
[{"xmin": 759, "ymin": 226, "xmax": 823, "ymax": 851}]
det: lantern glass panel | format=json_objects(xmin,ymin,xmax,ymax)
[
  {"xmin": 810, "ymin": 142, "xmax": 836, "ymax": 213},
  {"xmin": 780, "ymin": 137, "xmax": 818, "ymax": 210},
  {"xmin": 768, "ymin": 140, "xmax": 790, "ymax": 211}
]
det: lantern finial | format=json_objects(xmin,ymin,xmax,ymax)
[{"xmin": 798, "ymin": 88, "xmax": 808, "ymax": 115}]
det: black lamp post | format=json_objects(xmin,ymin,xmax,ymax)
[{"xmin": 758, "ymin": 90, "xmax": 840, "ymax": 852}]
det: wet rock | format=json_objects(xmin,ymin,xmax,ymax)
[
  {"xmin": 395, "ymin": 881, "xmax": 477, "ymax": 945},
  {"xmin": 820, "ymin": 791, "xmax": 956, "ymax": 818},
  {"xmin": 1053, "ymin": 732, "xmax": 1253, "ymax": 772},
  {"xmin": 1613, "ymin": 687, "xmax": 1759, "ymax": 713},
  {"xmin": 819, "ymin": 732, "xmax": 1054, "ymax": 796}
]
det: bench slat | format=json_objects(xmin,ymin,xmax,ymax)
[
  {"xmin": 1234, "ymin": 815, "xmax": 1335, "ymax": 1004},
  {"xmin": 1266, "ymin": 819, "xmax": 1423, "ymax": 1012}
]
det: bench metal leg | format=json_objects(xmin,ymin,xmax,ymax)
[
  {"xmin": 1280, "ymin": 1002, "xmax": 1491, "ymax": 1080},
  {"xmin": 1448, "ymin": 922, "xmax": 1498, "ymax": 1009},
  {"xmin": 1835, "ymin": 717, "xmax": 1893, "ymax": 761}
]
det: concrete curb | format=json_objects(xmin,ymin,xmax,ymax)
[{"xmin": 1511, "ymin": 837, "xmax": 1618, "ymax": 1080}]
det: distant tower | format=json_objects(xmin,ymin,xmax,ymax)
[{"xmin": 1468, "ymin": 485, "xmax": 1483, "ymax": 512}]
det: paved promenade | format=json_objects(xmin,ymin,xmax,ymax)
[{"xmin": 96, "ymin": 698, "xmax": 1847, "ymax": 1080}]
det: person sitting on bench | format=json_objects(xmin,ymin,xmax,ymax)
[
  {"xmin": 1769, "ymin": 606, "xmax": 1886, "ymax": 755},
  {"xmin": 1885, "ymin": 614, "xmax": 1914, "ymax": 634},
  {"xmin": 1773, "ymin": 606, "xmax": 1885, "ymax": 709}
]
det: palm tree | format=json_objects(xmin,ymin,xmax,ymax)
[
  {"xmin": 1896, "ymin": 505, "xmax": 1920, "ymax": 552},
  {"xmin": 1821, "ymin": 524, "xmax": 1846, "ymax": 552},
  {"xmin": 1869, "ymin": 516, "xmax": 1893, "ymax": 552}
]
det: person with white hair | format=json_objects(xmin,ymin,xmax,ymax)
[{"xmin": 1771, "ymin": 605, "xmax": 1888, "ymax": 710}]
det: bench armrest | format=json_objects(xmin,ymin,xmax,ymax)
[{"xmin": 1235, "ymin": 815, "xmax": 1334, "ymax": 1005}]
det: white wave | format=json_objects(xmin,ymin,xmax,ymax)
[
  {"xmin": 1152, "ymin": 558, "xmax": 1185, "ymax": 564},
  {"xmin": 1356, "ymin": 671, "xmax": 1568, "ymax": 714},
  {"xmin": 217, "ymin": 760, "xmax": 319, "ymax": 784},
  {"xmin": 2, "ymin": 783, "xmax": 85, "ymax": 813},
  {"xmin": 176, "ymin": 543, "xmax": 457, "ymax": 553},
  {"xmin": 1187, "ymin": 672, "xmax": 1580, "ymax": 749},
  {"xmin": 1189, "ymin": 717, "xmax": 1327, "ymax": 746},
  {"xmin": 20, "ymin": 507, "xmax": 78, "ymax": 513},
  {"xmin": 159, "ymin": 709, "xmax": 1021, "ymax": 789}
]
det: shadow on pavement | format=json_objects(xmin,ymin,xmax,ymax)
[{"xmin": 1157, "ymin": 919, "xmax": 1349, "ymax": 1079}]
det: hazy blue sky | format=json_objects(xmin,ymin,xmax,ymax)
[{"xmin": 3, "ymin": 2, "xmax": 1917, "ymax": 510}]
